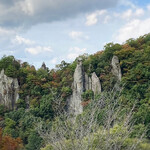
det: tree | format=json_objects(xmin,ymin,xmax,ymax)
[
  {"xmin": 0, "ymin": 128, "xmax": 23, "ymax": 150},
  {"xmin": 26, "ymin": 130, "xmax": 43, "ymax": 150},
  {"xmin": 38, "ymin": 89, "xmax": 148, "ymax": 150},
  {"xmin": 0, "ymin": 105, "xmax": 7, "ymax": 117},
  {"xmin": 0, "ymin": 55, "xmax": 20, "ymax": 78}
]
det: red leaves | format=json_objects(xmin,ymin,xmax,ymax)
[
  {"xmin": 0, "ymin": 128, "xmax": 23, "ymax": 150},
  {"xmin": 81, "ymin": 100, "xmax": 90, "ymax": 107}
]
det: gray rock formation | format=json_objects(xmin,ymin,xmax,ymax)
[
  {"xmin": 84, "ymin": 72, "xmax": 101, "ymax": 94},
  {"xmin": 41, "ymin": 62, "xmax": 47, "ymax": 70},
  {"xmin": 91, "ymin": 72, "xmax": 101, "ymax": 95},
  {"xmin": 85, "ymin": 73, "xmax": 89, "ymax": 90},
  {"xmin": 68, "ymin": 59, "xmax": 101, "ymax": 116},
  {"xmin": 0, "ymin": 69, "xmax": 19, "ymax": 109},
  {"xmin": 111, "ymin": 56, "xmax": 122, "ymax": 81},
  {"xmin": 68, "ymin": 58, "xmax": 84, "ymax": 115}
]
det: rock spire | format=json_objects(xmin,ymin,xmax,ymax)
[
  {"xmin": 0, "ymin": 69, "xmax": 19, "ymax": 109},
  {"xmin": 68, "ymin": 58, "xmax": 101, "ymax": 116},
  {"xmin": 111, "ymin": 56, "xmax": 122, "ymax": 81}
]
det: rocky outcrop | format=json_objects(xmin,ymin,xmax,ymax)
[
  {"xmin": 0, "ymin": 69, "xmax": 19, "ymax": 109},
  {"xmin": 111, "ymin": 56, "xmax": 122, "ymax": 81},
  {"xmin": 68, "ymin": 59, "xmax": 101, "ymax": 116},
  {"xmin": 68, "ymin": 58, "xmax": 84, "ymax": 115},
  {"xmin": 68, "ymin": 56, "xmax": 122, "ymax": 116},
  {"xmin": 41, "ymin": 62, "xmax": 47, "ymax": 70},
  {"xmin": 91, "ymin": 72, "xmax": 101, "ymax": 95},
  {"xmin": 84, "ymin": 72, "xmax": 101, "ymax": 94}
]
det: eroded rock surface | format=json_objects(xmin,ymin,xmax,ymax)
[
  {"xmin": 91, "ymin": 72, "xmax": 101, "ymax": 95},
  {"xmin": 41, "ymin": 62, "xmax": 47, "ymax": 70},
  {"xmin": 0, "ymin": 69, "xmax": 19, "ymax": 109},
  {"xmin": 111, "ymin": 56, "xmax": 122, "ymax": 81},
  {"xmin": 68, "ymin": 58, "xmax": 84, "ymax": 115},
  {"xmin": 68, "ymin": 59, "xmax": 101, "ymax": 116}
]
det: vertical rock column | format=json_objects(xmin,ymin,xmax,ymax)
[
  {"xmin": 85, "ymin": 72, "xmax": 101, "ymax": 94},
  {"xmin": 111, "ymin": 56, "xmax": 122, "ymax": 81},
  {"xmin": 68, "ymin": 58, "xmax": 102, "ymax": 116},
  {"xmin": 68, "ymin": 58, "xmax": 84, "ymax": 115},
  {"xmin": 91, "ymin": 72, "xmax": 101, "ymax": 95},
  {"xmin": 0, "ymin": 69, "xmax": 19, "ymax": 110}
]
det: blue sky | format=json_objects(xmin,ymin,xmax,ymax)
[{"xmin": 0, "ymin": 0, "xmax": 150, "ymax": 69}]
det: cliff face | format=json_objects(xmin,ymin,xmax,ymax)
[
  {"xmin": 111, "ymin": 56, "xmax": 122, "ymax": 81},
  {"xmin": 68, "ymin": 59, "xmax": 101, "ymax": 116},
  {"xmin": 91, "ymin": 72, "xmax": 101, "ymax": 94},
  {"xmin": 0, "ymin": 69, "xmax": 19, "ymax": 110},
  {"xmin": 68, "ymin": 56, "xmax": 122, "ymax": 116},
  {"xmin": 68, "ymin": 59, "xmax": 84, "ymax": 115}
]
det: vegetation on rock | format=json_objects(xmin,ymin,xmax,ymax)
[{"xmin": 0, "ymin": 33, "xmax": 150, "ymax": 149}]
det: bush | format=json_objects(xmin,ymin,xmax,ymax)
[{"xmin": 26, "ymin": 130, "xmax": 43, "ymax": 150}]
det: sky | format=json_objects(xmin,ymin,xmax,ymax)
[{"xmin": 0, "ymin": 0, "xmax": 150, "ymax": 69}]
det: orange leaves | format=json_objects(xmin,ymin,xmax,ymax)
[
  {"xmin": 115, "ymin": 44, "xmax": 135, "ymax": 60},
  {"xmin": 122, "ymin": 43, "xmax": 131, "ymax": 49},
  {"xmin": 50, "ymin": 81, "xmax": 59, "ymax": 88},
  {"xmin": 52, "ymin": 72, "xmax": 57, "ymax": 80},
  {"xmin": 0, "ymin": 128, "xmax": 23, "ymax": 150},
  {"xmin": 81, "ymin": 100, "xmax": 90, "ymax": 107},
  {"xmin": 94, "ymin": 50, "xmax": 104, "ymax": 56}
]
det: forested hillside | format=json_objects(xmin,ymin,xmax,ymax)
[{"xmin": 0, "ymin": 33, "xmax": 150, "ymax": 150}]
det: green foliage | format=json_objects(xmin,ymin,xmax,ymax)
[
  {"xmin": 16, "ymin": 99, "xmax": 26, "ymax": 108},
  {"xmin": 56, "ymin": 60, "xmax": 70, "ymax": 70},
  {"xmin": 0, "ymin": 33, "xmax": 150, "ymax": 149},
  {"xmin": 130, "ymin": 124, "xmax": 146, "ymax": 138},
  {"xmin": 134, "ymin": 103, "xmax": 150, "ymax": 126},
  {"xmin": 103, "ymin": 42, "xmax": 122, "ymax": 60},
  {"xmin": 5, "ymin": 108, "xmax": 25, "ymax": 122},
  {"xmin": 26, "ymin": 130, "xmax": 43, "ymax": 150},
  {"xmin": 36, "ymin": 68, "xmax": 48, "ymax": 79},
  {"xmin": 41, "ymin": 144, "xmax": 53, "ymax": 150},
  {"xmin": 81, "ymin": 90, "xmax": 94, "ymax": 101},
  {"xmin": 61, "ymin": 86, "xmax": 72, "ymax": 98},
  {"xmin": 0, "ymin": 105, "xmax": 7, "ymax": 117},
  {"xmin": 5, "ymin": 65, "xmax": 18, "ymax": 78},
  {"xmin": 0, "ymin": 55, "xmax": 20, "ymax": 77},
  {"xmin": 3, "ymin": 118, "xmax": 18, "ymax": 137},
  {"xmin": 32, "ymin": 94, "xmax": 55, "ymax": 120},
  {"xmin": 18, "ymin": 113, "xmax": 36, "ymax": 144}
]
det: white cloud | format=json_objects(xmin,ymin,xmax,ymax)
[
  {"xmin": 0, "ymin": 0, "xmax": 118, "ymax": 28},
  {"xmin": 86, "ymin": 13, "xmax": 98, "ymax": 26},
  {"xmin": 121, "ymin": 8, "xmax": 144, "ymax": 20},
  {"xmin": 12, "ymin": 35, "xmax": 35, "ymax": 45},
  {"xmin": 103, "ymin": 15, "xmax": 111, "ymax": 24},
  {"xmin": 114, "ymin": 18, "xmax": 150, "ymax": 43},
  {"xmin": 0, "ymin": 27, "xmax": 16, "ymax": 43},
  {"xmin": 20, "ymin": 0, "xmax": 34, "ymax": 16},
  {"xmin": 50, "ymin": 57, "xmax": 58, "ymax": 64},
  {"xmin": 67, "ymin": 47, "xmax": 87, "ymax": 60},
  {"xmin": 0, "ymin": 50, "xmax": 15, "ymax": 55},
  {"xmin": 122, "ymin": 9, "xmax": 133, "ymax": 20},
  {"xmin": 135, "ymin": 8, "xmax": 144, "ymax": 17},
  {"xmin": 113, "ymin": 12, "xmax": 120, "ymax": 17},
  {"xmin": 0, "ymin": 27, "xmax": 15, "ymax": 37},
  {"xmin": 119, "ymin": 0, "xmax": 136, "ymax": 9},
  {"xmin": 85, "ymin": 10, "xmax": 107, "ymax": 26},
  {"xmin": 69, "ymin": 31, "xmax": 89, "ymax": 40},
  {"xmin": 147, "ymin": 4, "xmax": 150, "ymax": 11},
  {"xmin": 25, "ymin": 46, "xmax": 53, "ymax": 55}
]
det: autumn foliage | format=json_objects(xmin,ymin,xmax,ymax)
[{"xmin": 0, "ymin": 128, "xmax": 23, "ymax": 150}]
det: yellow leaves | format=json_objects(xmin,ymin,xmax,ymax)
[
  {"xmin": 41, "ymin": 83, "xmax": 51, "ymax": 89},
  {"xmin": 114, "ymin": 46, "xmax": 135, "ymax": 60}
]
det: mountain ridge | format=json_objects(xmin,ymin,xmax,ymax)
[{"xmin": 0, "ymin": 33, "xmax": 150, "ymax": 149}]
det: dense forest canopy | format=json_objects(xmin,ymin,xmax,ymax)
[{"xmin": 0, "ymin": 33, "xmax": 150, "ymax": 149}]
